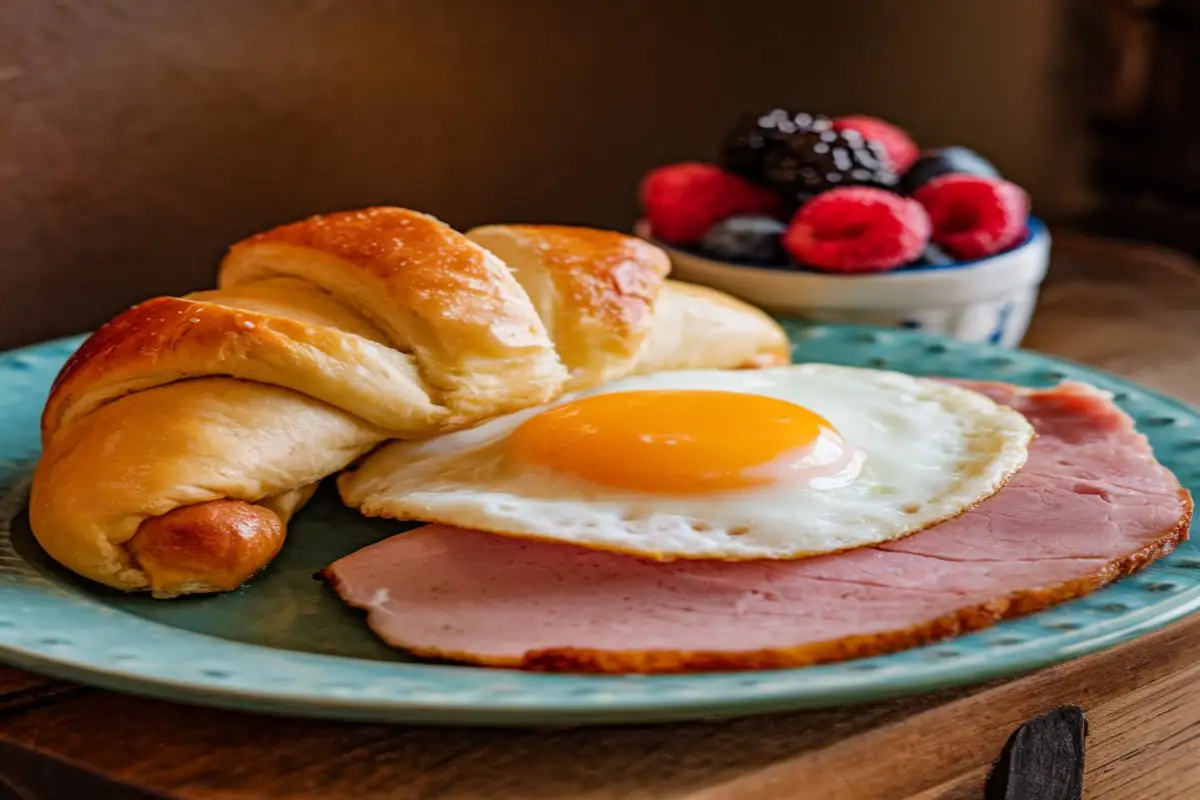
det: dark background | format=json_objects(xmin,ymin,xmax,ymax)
[{"xmin": 0, "ymin": 1, "xmax": 1078, "ymax": 349}]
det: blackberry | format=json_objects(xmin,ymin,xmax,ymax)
[
  {"xmin": 761, "ymin": 128, "xmax": 898, "ymax": 204},
  {"xmin": 718, "ymin": 110, "xmax": 832, "ymax": 184},
  {"xmin": 900, "ymin": 147, "xmax": 999, "ymax": 194},
  {"xmin": 701, "ymin": 215, "xmax": 787, "ymax": 264}
]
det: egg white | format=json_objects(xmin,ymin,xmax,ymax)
[{"xmin": 338, "ymin": 364, "xmax": 1034, "ymax": 560}]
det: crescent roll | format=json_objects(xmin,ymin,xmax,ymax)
[{"xmin": 30, "ymin": 210, "xmax": 788, "ymax": 598}]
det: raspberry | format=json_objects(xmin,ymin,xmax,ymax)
[
  {"xmin": 832, "ymin": 115, "xmax": 919, "ymax": 173},
  {"xmin": 913, "ymin": 174, "xmax": 1028, "ymax": 259},
  {"xmin": 782, "ymin": 187, "xmax": 930, "ymax": 273},
  {"xmin": 640, "ymin": 163, "xmax": 783, "ymax": 246}
]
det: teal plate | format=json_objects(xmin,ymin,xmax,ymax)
[{"xmin": 1, "ymin": 323, "xmax": 1198, "ymax": 726}]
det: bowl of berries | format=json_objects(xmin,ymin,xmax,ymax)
[{"xmin": 635, "ymin": 111, "xmax": 1050, "ymax": 346}]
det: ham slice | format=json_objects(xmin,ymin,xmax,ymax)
[{"xmin": 323, "ymin": 382, "xmax": 1193, "ymax": 673}]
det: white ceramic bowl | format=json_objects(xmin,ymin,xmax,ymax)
[{"xmin": 637, "ymin": 218, "xmax": 1051, "ymax": 347}]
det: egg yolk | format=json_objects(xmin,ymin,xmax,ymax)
[{"xmin": 507, "ymin": 390, "xmax": 841, "ymax": 494}]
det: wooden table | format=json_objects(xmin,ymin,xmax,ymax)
[{"xmin": 1, "ymin": 232, "xmax": 1197, "ymax": 800}]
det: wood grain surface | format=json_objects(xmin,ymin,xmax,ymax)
[{"xmin": 0, "ymin": 232, "xmax": 1198, "ymax": 799}]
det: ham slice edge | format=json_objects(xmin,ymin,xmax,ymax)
[{"xmin": 322, "ymin": 381, "xmax": 1193, "ymax": 673}]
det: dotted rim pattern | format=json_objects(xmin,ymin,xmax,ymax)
[{"xmin": 0, "ymin": 324, "xmax": 1197, "ymax": 727}]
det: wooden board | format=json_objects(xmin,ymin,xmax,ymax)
[{"xmin": 0, "ymin": 231, "xmax": 1198, "ymax": 799}]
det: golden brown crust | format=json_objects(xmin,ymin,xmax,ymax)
[
  {"xmin": 465, "ymin": 225, "xmax": 790, "ymax": 389},
  {"xmin": 44, "ymin": 297, "xmax": 174, "ymax": 441},
  {"xmin": 222, "ymin": 208, "xmax": 565, "ymax": 422},
  {"xmin": 127, "ymin": 499, "xmax": 286, "ymax": 598},
  {"xmin": 466, "ymin": 224, "xmax": 670, "ymax": 389},
  {"xmin": 236, "ymin": 209, "xmax": 542, "ymax": 352},
  {"xmin": 491, "ymin": 224, "xmax": 668, "ymax": 341},
  {"xmin": 41, "ymin": 295, "xmax": 443, "ymax": 441}
]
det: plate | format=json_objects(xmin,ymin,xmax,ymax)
[{"xmin": 1, "ymin": 323, "xmax": 1198, "ymax": 727}]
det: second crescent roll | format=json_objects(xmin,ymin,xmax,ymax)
[{"xmin": 465, "ymin": 224, "xmax": 790, "ymax": 382}]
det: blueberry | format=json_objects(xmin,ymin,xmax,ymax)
[
  {"xmin": 900, "ymin": 147, "xmax": 1000, "ymax": 194},
  {"xmin": 701, "ymin": 215, "xmax": 787, "ymax": 264},
  {"xmin": 910, "ymin": 243, "xmax": 956, "ymax": 267}
]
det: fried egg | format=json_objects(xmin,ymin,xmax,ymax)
[{"xmin": 338, "ymin": 364, "xmax": 1034, "ymax": 560}]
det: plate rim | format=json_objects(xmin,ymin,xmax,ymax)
[{"xmin": 0, "ymin": 325, "xmax": 1196, "ymax": 726}]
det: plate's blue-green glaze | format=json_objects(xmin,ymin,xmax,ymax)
[{"xmin": 1, "ymin": 324, "xmax": 1197, "ymax": 727}]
